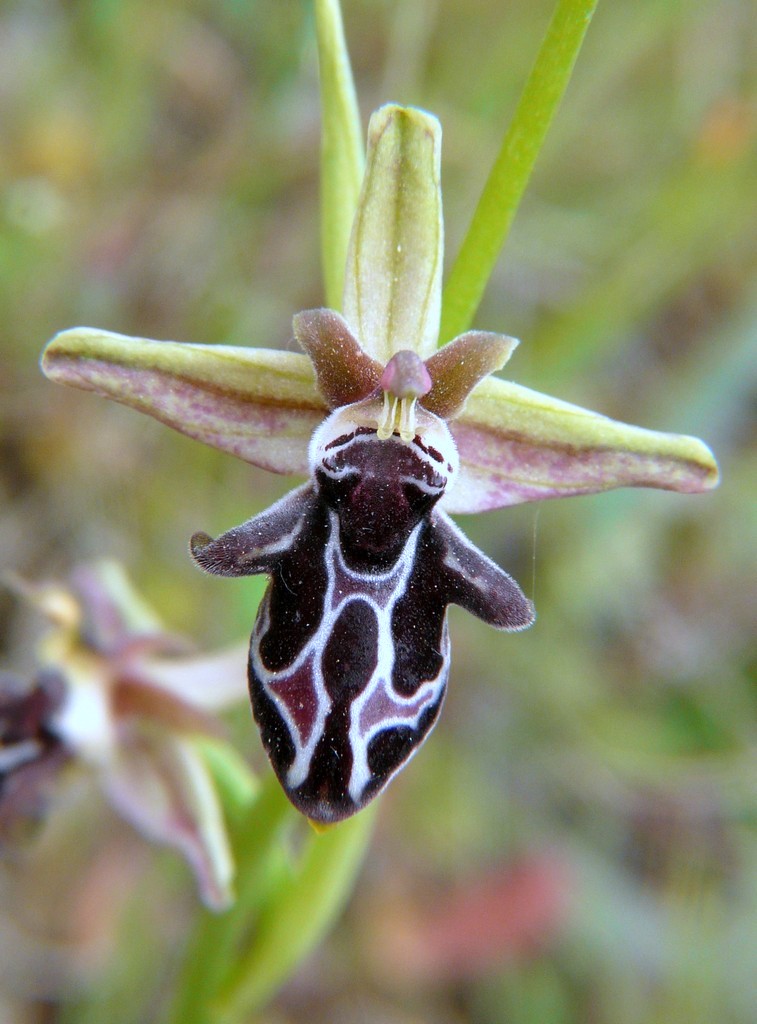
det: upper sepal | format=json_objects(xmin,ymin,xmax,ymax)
[{"xmin": 342, "ymin": 105, "xmax": 443, "ymax": 363}]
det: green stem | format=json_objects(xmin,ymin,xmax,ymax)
[
  {"xmin": 315, "ymin": 0, "xmax": 365, "ymax": 309},
  {"xmin": 192, "ymin": 736, "xmax": 259, "ymax": 827},
  {"xmin": 213, "ymin": 806, "xmax": 376, "ymax": 1022},
  {"xmin": 439, "ymin": 0, "xmax": 600, "ymax": 342},
  {"xmin": 164, "ymin": 775, "xmax": 293, "ymax": 1024}
]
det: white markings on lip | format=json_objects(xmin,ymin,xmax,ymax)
[{"xmin": 253, "ymin": 509, "xmax": 447, "ymax": 806}]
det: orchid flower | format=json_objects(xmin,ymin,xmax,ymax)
[
  {"xmin": 41, "ymin": 105, "xmax": 718, "ymax": 824},
  {"xmin": 2, "ymin": 562, "xmax": 249, "ymax": 908},
  {"xmin": 0, "ymin": 668, "xmax": 71, "ymax": 840}
]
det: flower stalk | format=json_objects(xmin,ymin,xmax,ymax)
[
  {"xmin": 441, "ymin": 0, "xmax": 600, "ymax": 342},
  {"xmin": 315, "ymin": 0, "xmax": 364, "ymax": 308}
]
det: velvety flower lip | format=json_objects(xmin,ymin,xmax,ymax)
[{"xmin": 2, "ymin": 562, "xmax": 249, "ymax": 909}]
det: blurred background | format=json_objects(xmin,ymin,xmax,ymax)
[{"xmin": 1, "ymin": 0, "xmax": 754, "ymax": 1022}]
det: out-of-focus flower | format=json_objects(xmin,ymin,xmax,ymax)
[
  {"xmin": 362, "ymin": 854, "xmax": 571, "ymax": 984},
  {"xmin": 2, "ymin": 561, "xmax": 249, "ymax": 909},
  {"xmin": 0, "ymin": 669, "xmax": 70, "ymax": 841},
  {"xmin": 40, "ymin": 105, "xmax": 718, "ymax": 824}
]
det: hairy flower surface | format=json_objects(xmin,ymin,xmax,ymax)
[
  {"xmin": 2, "ymin": 563, "xmax": 247, "ymax": 907},
  {"xmin": 41, "ymin": 106, "xmax": 718, "ymax": 823}
]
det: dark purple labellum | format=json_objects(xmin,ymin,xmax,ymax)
[{"xmin": 191, "ymin": 400, "xmax": 533, "ymax": 823}]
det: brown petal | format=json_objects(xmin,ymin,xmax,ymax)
[
  {"xmin": 112, "ymin": 678, "xmax": 225, "ymax": 738},
  {"xmin": 293, "ymin": 309, "xmax": 382, "ymax": 408},
  {"xmin": 423, "ymin": 331, "xmax": 518, "ymax": 419}
]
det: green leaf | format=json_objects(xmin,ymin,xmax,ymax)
[
  {"xmin": 315, "ymin": 0, "xmax": 365, "ymax": 309},
  {"xmin": 440, "ymin": 0, "xmax": 600, "ymax": 342}
]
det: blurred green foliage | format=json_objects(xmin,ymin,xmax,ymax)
[{"xmin": 0, "ymin": 1, "xmax": 754, "ymax": 1022}]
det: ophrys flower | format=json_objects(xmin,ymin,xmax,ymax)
[
  {"xmin": 3, "ymin": 562, "xmax": 247, "ymax": 906},
  {"xmin": 41, "ymin": 106, "xmax": 718, "ymax": 823}
]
